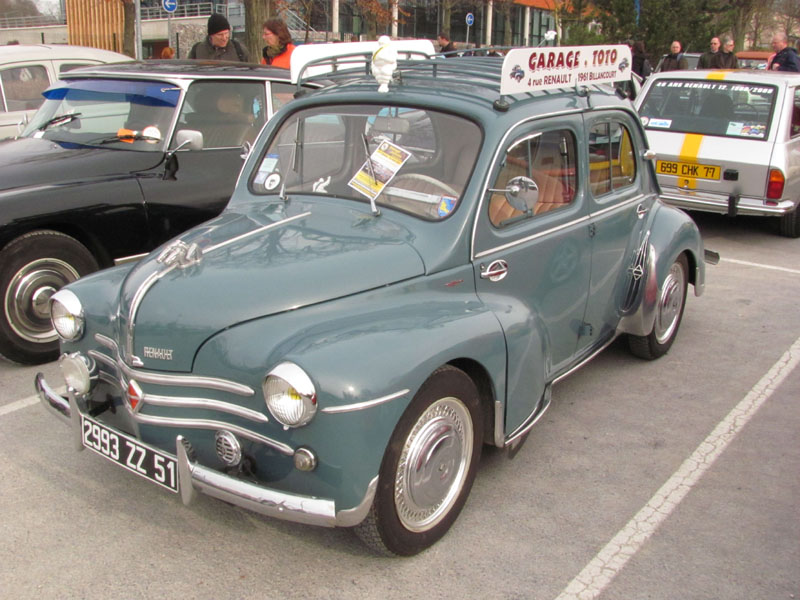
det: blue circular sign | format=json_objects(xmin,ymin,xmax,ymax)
[
  {"xmin": 465, "ymin": 12, "xmax": 475, "ymax": 26},
  {"xmin": 162, "ymin": 0, "xmax": 177, "ymax": 13}
]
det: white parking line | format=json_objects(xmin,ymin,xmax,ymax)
[
  {"xmin": 721, "ymin": 257, "xmax": 800, "ymax": 275},
  {"xmin": 0, "ymin": 394, "xmax": 40, "ymax": 417},
  {"xmin": 555, "ymin": 334, "xmax": 800, "ymax": 600}
]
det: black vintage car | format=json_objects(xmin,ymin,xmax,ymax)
[{"xmin": 0, "ymin": 60, "xmax": 300, "ymax": 364}]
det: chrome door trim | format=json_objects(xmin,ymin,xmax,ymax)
[{"xmin": 474, "ymin": 215, "xmax": 591, "ymax": 259}]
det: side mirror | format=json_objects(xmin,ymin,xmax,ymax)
[
  {"xmin": 504, "ymin": 176, "xmax": 539, "ymax": 212},
  {"xmin": 173, "ymin": 129, "xmax": 204, "ymax": 151}
]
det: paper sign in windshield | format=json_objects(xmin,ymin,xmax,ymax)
[
  {"xmin": 500, "ymin": 45, "xmax": 632, "ymax": 95},
  {"xmin": 348, "ymin": 141, "xmax": 412, "ymax": 200}
]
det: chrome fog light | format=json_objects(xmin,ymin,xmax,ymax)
[
  {"xmin": 263, "ymin": 362, "xmax": 317, "ymax": 428},
  {"xmin": 50, "ymin": 289, "xmax": 84, "ymax": 341},
  {"xmin": 59, "ymin": 352, "xmax": 95, "ymax": 395},
  {"xmin": 215, "ymin": 430, "xmax": 242, "ymax": 466}
]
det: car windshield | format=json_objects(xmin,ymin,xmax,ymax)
[
  {"xmin": 250, "ymin": 104, "xmax": 481, "ymax": 221},
  {"xmin": 639, "ymin": 79, "xmax": 777, "ymax": 140},
  {"xmin": 21, "ymin": 78, "xmax": 180, "ymax": 150}
]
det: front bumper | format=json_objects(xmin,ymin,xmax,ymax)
[
  {"xmin": 36, "ymin": 372, "xmax": 376, "ymax": 528},
  {"xmin": 660, "ymin": 188, "xmax": 797, "ymax": 217}
]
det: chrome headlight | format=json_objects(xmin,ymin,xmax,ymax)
[
  {"xmin": 263, "ymin": 362, "xmax": 317, "ymax": 428},
  {"xmin": 50, "ymin": 289, "xmax": 84, "ymax": 341}
]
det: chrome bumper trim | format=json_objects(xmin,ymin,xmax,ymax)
[
  {"xmin": 660, "ymin": 191, "xmax": 796, "ymax": 217},
  {"xmin": 36, "ymin": 373, "xmax": 377, "ymax": 529}
]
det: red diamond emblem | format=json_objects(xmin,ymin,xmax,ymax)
[{"xmin": 128, "ymin": 380, "xmax": 144, "ymax": 411}]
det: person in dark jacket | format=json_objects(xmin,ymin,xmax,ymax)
[
  {"xmin": 661, "ymin": 40, "xmax": 688, "ymax": 71},
  {"xmin": 631, "ymin": 41, "xmax": 652, "ymax": 79},
  {"xmin": 697, "ymin": 37, "xmax": 719, "ymax": 69},
  {"xmin": 189, "ymin": 14, "xmax": 249, "ymax": 62},
  {"xmin": 714, "ymin": 37, "xmax": 738, "ymax": 69},
  {"xmin": 768, "ymin": 32, "xmax": 800, "ymax": 72},
  {"xmin": 438, "ymin": 32, "xmax": 457, "ymax": 55}
]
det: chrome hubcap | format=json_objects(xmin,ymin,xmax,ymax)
[
  {"xmin": 394, "ymin": 397, "xmax": 473, "ymax": 532},
  {"xmin": 4, "ymin": 258, "xmax": 80, "ymax": 343},
  {"xmin": 654, "ymin": 261, "xmax": 686, "ymax": 344}
]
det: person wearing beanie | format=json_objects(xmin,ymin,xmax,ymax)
[
  {"xmin": 189, "ymin": 13, "xmax": 249, "ymax": 62},
  {"xmin": 260, "ymin": 18, "xmax": 295, "ymax": 68}
]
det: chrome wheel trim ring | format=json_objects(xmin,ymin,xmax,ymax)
[
  {"xmin": 394, "ymin": 397, "xmax": 473, "ymax": 533},
  {"xmin": 4, "ymin": 258, "xmax": 80, "ymax": 343},
  {"xmin": 654, "ymin": 261, "xmax": 686, "ymax": 344}
]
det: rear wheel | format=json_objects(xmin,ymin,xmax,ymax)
[
  {"xmin": 0, "ymin": 231, "xmax": 98, "ymax": 364},
  {"xmin": 778, "ymin": 208, "xmax": 800, "ymax": 238},
  {"xmin": 628, "ymin": 253, "xmax": 688, "ymax": 360},
  {"xmin": 354, "ymin": 366, "xmax": 483, "ymax": 556}
]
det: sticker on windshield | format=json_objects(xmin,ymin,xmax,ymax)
[
  {"xmin": 648, "ymin": 118, "xmax": 672, "ymax": 128},
  {"xmin": 726, "ymin": 122, "xmax": 766, "ymax": 138},
  {"xmin": 348, "ymin": 141, "xmax": 412, "ymax": 201},
  {"xmin": 438, "ymin": 196, "xmax": 457, "ymax": 217}
]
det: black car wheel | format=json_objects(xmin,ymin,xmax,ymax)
[
  {"xmin": 778, "ymin": 208, "xmax": 800, "ymax": 238},
  {"xmin": 0, "ymin": 230, "xmax": 98, "ymax": 364},
  {"xmin": 628, "ymin": 253, "xmax": 688, "ymax": 360},
  {"xmin": 354, "ymin": 366, "xmax": 483, "ymax": 556}
]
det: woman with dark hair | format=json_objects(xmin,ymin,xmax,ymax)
[{"xmin": 261, "ymin": 19, "xmax": 296, "ymax": 69}]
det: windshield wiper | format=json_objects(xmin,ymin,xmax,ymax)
[{"xmin": 38, "ymin": 112, "xmax": 81, "ymax": 131}]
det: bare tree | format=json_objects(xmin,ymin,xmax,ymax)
[{"xmin": 243, "ymin": 0, "xmax": 272, "ymax": 63}]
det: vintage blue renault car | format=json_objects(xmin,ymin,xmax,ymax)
[{"xmin": 37, "ymin": 43, "xmax": 707, "ymax": 556}]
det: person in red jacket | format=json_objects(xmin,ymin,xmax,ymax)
[{"xmin": 261, "ymin": 19, "xmax": 295, "ymax": 69}]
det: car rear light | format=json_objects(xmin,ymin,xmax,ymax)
[{"xmin": 766, "ymin": 169, "xmax": 785, "ymax": 200}]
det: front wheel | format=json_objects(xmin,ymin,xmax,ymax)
[
  {"xmin": 354, "ymin": 366, "xmax": 483, "ymax": 556},
  {"xmin": 0, "ymin": 231, "xmax": 99, "ymax": 364},
  {"xmin": 628, "ymin": 253, "xmax": 688, "ymax": 360}
]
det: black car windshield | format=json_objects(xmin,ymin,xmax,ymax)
[
  {"xmin": 21, "ymin": 78, "xmax": 180, "ymax": 150},
  {"xmin": 249, "ymin": 104, "xmax": 481, "ymax": 221},
  {"xmin": 639, "ymin": 79, "xmax": 777, "ymax": 140}
]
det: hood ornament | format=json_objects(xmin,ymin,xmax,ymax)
[{"xmin": 157, "ymin": 240, "xmax": 202, "ymax": 269}]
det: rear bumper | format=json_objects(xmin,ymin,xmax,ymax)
[
  {"xmin": 35, "ymin": 372, "xmax": 376, "ymax": 528},
  {"xmin": 660, "ymin": 188, "xmax": 797, "ymax": 217}
]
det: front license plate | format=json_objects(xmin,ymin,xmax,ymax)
[
  {"xmin": 656, "ymin": 160, "xmax": 720, "ymax": 180},
  {"xmin": 81, "ymin": 414, "xmax": 178, "ymax": 493}
]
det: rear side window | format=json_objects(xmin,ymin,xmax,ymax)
[
  {"xmin": 639, "ymin": 79, "xmax": 776, "ymax": 139},
  {"xmin": 588, "ymin": 122, "xmax": 636, "ymax": 196},
  {"xmin": 0, "ymin": 65, "xmax": 50, "ymax": 112},
  {"xmin": 791, "ymin": 89, "xmax": 800, "ymax": 138}
]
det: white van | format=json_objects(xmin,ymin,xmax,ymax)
[{"xmin": 0, "ymin": 43, "xmax": 129, "ymax": 139}]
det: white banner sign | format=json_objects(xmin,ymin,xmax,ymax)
[{"xmin": 500, "ymin": 45, "xmax": 632, "ymax": 95}]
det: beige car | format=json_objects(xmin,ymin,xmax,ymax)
[
  {"xmin": 0, "ymin": 43, "xmax": 129, "ymax": 139},
  {"xmin": 636, "ymin": 69, "xmax": 800, "ymax": 237}
]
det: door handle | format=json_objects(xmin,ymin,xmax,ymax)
[
  {"xmin": 480, "ymin": 259, "xmax": 509, "ymax": 282},
  {"xmin": 636, "ymin": 204, "xmax": 648, "ymax": 219}
]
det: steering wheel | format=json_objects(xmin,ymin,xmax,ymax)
[{"xmin": 390, "ymin": 174, "xmax": 459, "ymax": 197}]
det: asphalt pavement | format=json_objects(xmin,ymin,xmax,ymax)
[{"xmin": 0, "ymin": 211, "xmax": 798, "ymax": 599}]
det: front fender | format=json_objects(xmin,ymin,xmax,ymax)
[{"xmin": 193, "ymin": 268, "xmax": 507, "ymax": 510}]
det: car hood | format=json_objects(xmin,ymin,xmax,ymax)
[
  {"xmin": 0, "ymin": 136, "xmax": 163, "ymax": 192},
  {"xmin": 118, "ymin": 200, "xmax": 426, "ymax": 372}
]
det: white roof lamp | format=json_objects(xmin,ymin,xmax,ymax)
[{"xmin": 372, "ymin": 36, "xmax": 398, "ymax": 93}]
